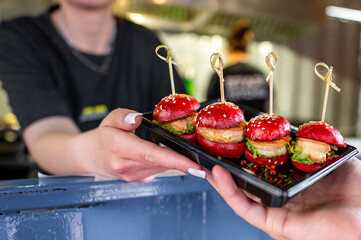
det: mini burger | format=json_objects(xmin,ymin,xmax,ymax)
[
  {"xmin": 289, "ymin": 121, "xmax": 346, "ymax": 173},
  {"xmin": 196, "ymin": 102, "xmax": 246, "ymax": 158},
  {"xmin": 153, "ymin": 94, "xmax": 200, "ymax": 143},
  {"xmin": 245, "ymin": 114, "xmax": 292, "ymax": 167}
]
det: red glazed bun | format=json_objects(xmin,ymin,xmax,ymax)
[
  {"xmin": 153, "ymin": 94, "xmax": 200, "ymax": 122},
  {"xmin": 244, "ymin": 148, "xmax": 289, "ymax": 167},
  {"xmin": 197, "ymin": 134, "xmax": 245, "ymax": 159},
  {"xmin": 196, "ymin": 102, "xmax": 246, "ymax": 159},
  {"xmin": 245, "ymin": 114, "xmax": 291, "ymax": 140},
  {"xmin": 197, "ymin": 102, "xmax": 245, "ymax": 129},
  {"xmin": 296, "ymin": 121, "xmax": 346, "ymax": 147}
]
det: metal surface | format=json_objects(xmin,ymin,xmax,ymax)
[
  {"xmin": 0, "ymin": 175, "xmax": 273, "ymax": 240},
  {"xmin": 113, "ymin": 0, "xmax": 328, "ymax": 43}
]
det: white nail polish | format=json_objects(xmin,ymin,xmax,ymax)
[
  {"xmin": 125, "ymin": 113, "xmax": 143, "ymax": 124},
  {"xmin": 188, "ymin": 168, "xmax": 206, "ymax": 178}
]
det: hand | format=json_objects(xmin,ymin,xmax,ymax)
[
  {"xmin": 78, "ymin": 108, "xmax": 203, "ymax": 182},
  {"xmin": 206, "ymin": 157, "xmax": 361, "ymax": 239}
]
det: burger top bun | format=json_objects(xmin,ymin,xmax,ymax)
[
  {"xmin": 245, "ymin": 114, "xmax": 291, "ymax": 141},
  {"xmin": 153, "ymin": 94, "xmax": 200, "ymax": 122},
  {"xmin": 296, "ymin": 121, "xmax": 346, "ymax": 147},
  {"xmin": 196, "ymin": 102, "xmax": 245, "ymax": 129}
]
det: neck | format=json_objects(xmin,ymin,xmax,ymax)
[
  {"xmin": 227, "ymin": 51, "xmax": 249, "ymax": 65},
  {"xmin": 52, "ymin": 3, "xmax": 115, "ymax": 55}
]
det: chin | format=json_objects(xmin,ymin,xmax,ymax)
[{"xmin": 62, "ymin": 0, "xmax": 113, "ymax": 10}]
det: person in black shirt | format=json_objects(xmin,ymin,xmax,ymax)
[
  {"xmin": 207, "ymin": 19, "xmax": 269, "ymax": 112},
  {"xmin": 0, "ymin": 0, "xmax": 204, "ymax": 181}
]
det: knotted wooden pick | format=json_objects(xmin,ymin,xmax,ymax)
[
  {"xmin": 155, "ymin": 45, "xmax": 181, "ymax": 96},
  {"xmin": 314, "ymin": 62, "xmax": 341, "ymax": 123},
  {"xmin": 265, "ymin": 51, "xmax": 278, "ymax": 116},
  {"xmin": 210, "ymin": 53, "xmax": 225, "ymax": 103}
]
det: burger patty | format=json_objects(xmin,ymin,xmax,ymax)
[
  {"xmin": 295, "ymin": 137, "xmax": 331, "ymax": 164},
  {"xmin": 163, "ymin": 112, "xmax": 198, "ymax": 133},
  {"xmin": 248, "ymin": 135, "xmax": 292, "ymax": 157},
  {"xmin": 197, "ymin": 121, "xmax": 246, "ymax": 144}
]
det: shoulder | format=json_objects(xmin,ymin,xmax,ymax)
[
  {"xmin": 0, "ymin": 13, "xmax": 53, "ymax": 54},
  {"xmin": 0, "ymin": 13, "xmax": 49, "ymax": 37}
]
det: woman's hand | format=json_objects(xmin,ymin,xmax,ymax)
[
  {"xmin": 206, "ymin": 157, "xmax": 361, "ymax": 239},
  {"xmin": 83, "ymin": 108, "xmax": 203, "ymax": 182},
  {"xmin": 24, "ymin": 108, "xmax": 204, "ymax": 182}
]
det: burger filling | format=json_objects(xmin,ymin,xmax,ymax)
[
  {"xmin": 289, "ymin": 137, "xmax": 338, "ymax": 164},
  {"xmin": 153, "ymin": 112, "xmax": 198, "ymax": 135},
  {"xmin": 197, "ymin": 121, "xmax": 246, "ymax": 144},
  {"xmin": 246, "ymin": 135, "xmax": 292, "ymax": 158}
]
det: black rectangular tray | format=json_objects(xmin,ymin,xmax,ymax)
[{"xmin": 142, "ymin": 103, "xmax": 358, "ymax": 207}]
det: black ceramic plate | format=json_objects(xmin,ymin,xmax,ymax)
[{"xmin": 142, "ymin": 103, "xmax": 358, "ymax": 207}]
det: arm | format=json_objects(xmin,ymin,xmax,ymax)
[
  {"xmin": 25, "ymin": 108, "xmax": 203, "ymax": 181},
  {"xmin": 206, "ymin": 157, "xmax": 361, "ymax": 239}
]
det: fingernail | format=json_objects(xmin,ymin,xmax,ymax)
[
  {"xmin": 188, "ymin": 168, "xmax": 206, "ymax": 178},
  {"xmin": 125, "ymin": 112, "xmax": 143, "ymax": 124}
]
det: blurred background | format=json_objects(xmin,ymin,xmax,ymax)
[{"xmin": 0, "ymin": 0, "xmax": 360, "ymax": 179}]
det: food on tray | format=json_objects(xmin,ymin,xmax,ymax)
[
  {"xmin": 288, "ymin": 62, "xmax": 346, "ymax": 173},
  {"xmin": 289, "ymin": 121, "xmax": 346, "ymax": 173},
  {"xmin": 153, "ymin": 93, "xmax": 200, "ymax": 143},
  {"xmin": 196, "ymin": 102, "xmax": 246, "ymax": 158},
  {"xmin": 241, "ymin": 51, "xmax": 291, "ymax": 167},
  {"xmin": 244, "ymin": 114, "xmax": 292, "ymax": 167}
]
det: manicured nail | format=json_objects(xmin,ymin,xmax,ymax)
[
  {"xmin": 125, "ymin": 112, "xmax": 143, "ymax": 124},
  {"xmin": 188, "ymin": 168, "xmax": 206, "ymax": 178}
]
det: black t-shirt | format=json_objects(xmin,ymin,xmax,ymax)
[
  {"xmin": 0, "ymin": 9, "xmax": 185, "ymax": 140},
  {"xmin": 207, "ymin": 62, "xmax": 269, "ymax": 112}
]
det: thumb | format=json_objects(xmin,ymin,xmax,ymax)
[{"xmin": 100, "ymin": 108, "xmax": 143, "ymax": 131}]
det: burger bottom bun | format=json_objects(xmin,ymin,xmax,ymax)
[
  {"xmin": 291, "ymin": 155, "xmax": 342, "ymax": 173},
  {"xmin": 179, "ymin": 133, "xmax": 197, "ymax": 144},
  {"xmin": 197, "ymin": 134, "xmax": 245, "ymax": 159},
  {"xmin": 244, "ymin": 147, "xmax": 289, "ymax": 167},
  {"xmin": 291, "ymin": 161, "xmax": 323, "ymax": 173}
]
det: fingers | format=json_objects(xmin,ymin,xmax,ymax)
[
  {"xmin": 121, "ymin": 134, "xmax": 202, "ymax": 173},
  {"xmin": 210, "ymin": 165, "xmax": 269, "ymax": 229},
  {"xmin": 99, "ymin": 125, "xmax": 203, "ymax": 176},
  {"xmin": 100, "ymin": 108, "xmax": 142, "ymax": 131}
]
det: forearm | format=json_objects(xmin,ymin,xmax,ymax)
[
  {"xmin": 23, "ymin": 116, "xmax": 99, "ymax": 176},
  {"xmin": 29, "ymin": 131, "xmax": 94, "ymax": 175}
]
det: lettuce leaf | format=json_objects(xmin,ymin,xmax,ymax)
[
  {"xmin": 288, "ymin": 145, "xmax": 314, "ymax": 164},
  {"xmin": 246, "ymin": 140, "xmax": 285, "ymax": 159},
  {"xmin": 246, "ymin": 141, "xmax": 263, "ymax": 158},
  {"xmin": 152, "ymin": 120, "xmax": 196, "ymax": 135}
]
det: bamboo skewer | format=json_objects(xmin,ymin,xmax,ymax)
[
  {"xmin": 265, "ymin": 52, "xmax": 278, "ymax": 117},
  {"xmin": 155, "ymin": 45, "xmax": 181, "ymax": 96},
  {"xmin": 314, "ymin": 62, "xmax": 341, "ymax": 123},
  {"xmin": 210, "ymin": 53, "xmax": 225, "ymax": 103}
]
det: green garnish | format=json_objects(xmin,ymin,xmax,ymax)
[
  {"xmin": 152, "ymin": 120, "xmax": 196, "ymax": 135},
  {"xmin": 331, "ymin": 145, "xmax": 338, "ymax": 152},
  {"xmin": 288, "ymin": 145, "xmax": 314, "ymax": 164},
  {"xmin": 246, "ymin": 141, "xmax": 286, "ymax": 159}
]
